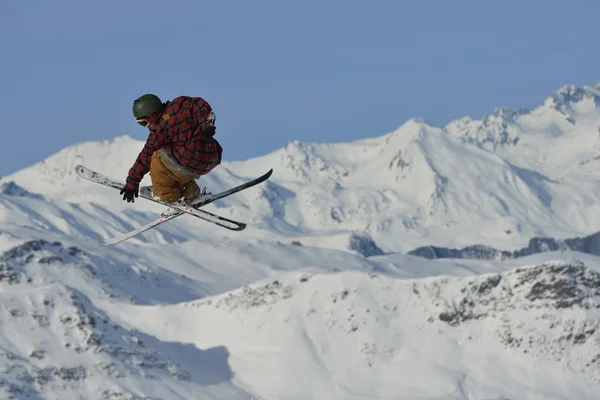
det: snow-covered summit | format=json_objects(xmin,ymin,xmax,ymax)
[
  {"xmin": 547, "ymin": 83, "xmax": 600, "ymax": 111},
  {"xmin": 445, "ymin": 83, "xmax": 600, "ymax": 149}
]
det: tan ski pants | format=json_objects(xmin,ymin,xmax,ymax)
[{"xmin": 149, "ymin": 151, "xmax": 200, "ymax": 203}]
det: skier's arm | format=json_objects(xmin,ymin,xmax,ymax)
[
  {"xmin": 125, "ymin": 131, "xmax": 164, "ymax": 190},
  {"xmin": 189, "ymin": 97, "xmax": 215, "ymax": 134}
]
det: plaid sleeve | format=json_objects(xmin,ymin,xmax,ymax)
[
  {"xmin": 188, "ymin": 97, "xmax": 214, "ymax": 131},
  {"xmin": 125, "ymin": 131, "xmax": 164, "ymax": 190}
]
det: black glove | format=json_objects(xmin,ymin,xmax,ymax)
[
  {"xmin": 120, "ymin": 187, "xmax": 138, "ymax": 203},
  {"xmin": 202, "ymin": 126, "xmax": 216, "ymax": 137}
]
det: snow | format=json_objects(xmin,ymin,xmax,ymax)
[
  {"xmin": 104, "ymin": 262, "xmax": 600, "ymax": 400},
  {"xmin": 0, "ymin": 83, "xmax": 600, "ymax": 398}
]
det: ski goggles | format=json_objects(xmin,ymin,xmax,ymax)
[{"xmin": 136, "ymin": 118, "xmax": 150, "ymax": 127}]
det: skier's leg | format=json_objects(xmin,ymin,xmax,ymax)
[
  {"xmin": 150, "ymin": 151, "xmax": 202, "ymax": 204},
  {"xmin": 149, "ymin": 152, "xmax": 184, "ymax": 203}
]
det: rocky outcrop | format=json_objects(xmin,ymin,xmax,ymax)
[{"xmin": 409, "ymin": 231, "xmax": 600, "ymax": 260}]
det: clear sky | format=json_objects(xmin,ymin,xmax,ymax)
[{"xmin": 1, "ymin": 0, "xmax": 598, "ymax": 176}]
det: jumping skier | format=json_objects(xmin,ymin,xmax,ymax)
[{"xmin": 120, "ymin": 93, "xmax": 222, "ymax": 204}]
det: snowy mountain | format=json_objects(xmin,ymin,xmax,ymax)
[
  {"xmin": 1, "ymin": 83, "xmax": 600, "ymax": 399},
  {"xmin": 5, "ymin": 84, "xmax": 600, "ymax": 254}
]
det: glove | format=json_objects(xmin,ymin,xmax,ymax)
[
  {"xmin": 120, "ymin": 187, "xmax": 138, "ymax": 203},
  {"xmin": 202, "ymin": 126, "xmax": 216, "ymax": 137}
]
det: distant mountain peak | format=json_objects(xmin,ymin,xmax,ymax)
[
  {"xmin": 445, "ymin": 112, "xmax": 520, "ymax": 149},
  {"xmin": 539, "ymin": 83, "xmax": 600, "ymax": 120},
  {"xmin": 551, "ymin": 83, "xmax": 600, "ymax": 104}
]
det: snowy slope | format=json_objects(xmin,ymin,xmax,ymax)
[
  {"xmin": 109, "ymin": 261, "xmax": 600, "ymax": 400},
  {"xmin": 1, "ymin": 83, "xmax": 600, "ymax": 399},
  {"xmin": 0, "ymin": 239, "xmax": 258, "ymax": 399},
  {"xmin": 3, "ymin": 230, "xmax": 600, "ymax": 399}
]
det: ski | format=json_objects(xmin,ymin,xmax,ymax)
[
  {"xmin": 74, "ymin": 165, "xmax": 272, "ymax": 243},
  {"xmin": 102, "ymin": 208, "xmax": 246, "ymax": 245}
]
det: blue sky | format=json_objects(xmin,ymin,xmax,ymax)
[{"xmin": 1, "ymin": 0, "xmax": 598, "ymax": 176}]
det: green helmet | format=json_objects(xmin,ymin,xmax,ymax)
[{"xmin": 132, "ymin": 94, "xmax": 164, "ymax": 118}]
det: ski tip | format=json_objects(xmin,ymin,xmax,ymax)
[
  {"xmin": 102, "ymin": 237, "xmax": 123, "ymax": 245},
  {"xmin": 74, "ymin": 164, "xmax": 89, "ymax": 177},
  {"xmin": 257, "ymin": 169, "xmax": 273, "ymax": 182}
]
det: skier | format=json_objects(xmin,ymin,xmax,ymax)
[{"xmin": 120, "ymin": 93, "xmax": 222, "ymax": 204}]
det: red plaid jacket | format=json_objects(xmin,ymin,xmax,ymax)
[{"xmin": 126, "ymin": 96, "xmax": 223, "ymax": 190}]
